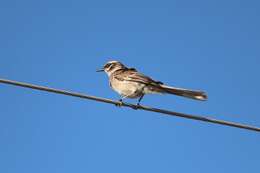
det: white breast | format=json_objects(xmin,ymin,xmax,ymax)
[{"xmin": 110, "ymin": 77, "xmax": 145, "ymax": 98}]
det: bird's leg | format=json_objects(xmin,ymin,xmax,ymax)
[
  {"xmin": 131, "ymin": 95, "xmax": 144, "ymax": 110},
  {"xmin": 137, "ymin": 94, "xmax": 144, "ymax": 105},
  {"xmin": 115, "ymin": 94, "xmax": 130, "ymax": 107},
  {"xmin": 124, "ymin": 92, "xmax": 145, "ymax": 110},
  {"xmin": 115, "ymin": 98, "xmax": 124, "ymax": 107}
]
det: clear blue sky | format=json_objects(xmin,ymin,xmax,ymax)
[{"xmin": 1, "ymin": 0, "xmax": 260, "ymax": 172}]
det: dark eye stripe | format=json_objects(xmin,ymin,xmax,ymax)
[
  {"xmin": 109, "ymin": 65, "xmax": 116, "ymax": 71},
  {"xmin": 104, "ymin": 63, "xmax": 112, "ymax": 68}
]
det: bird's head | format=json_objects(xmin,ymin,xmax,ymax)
[{"xmin": 97, "ymin": 60, "xmax": 126, "ymax": 76}]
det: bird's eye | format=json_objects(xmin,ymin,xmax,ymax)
[
  {"xmin": 104, "ymin": 63, "xmax": 112, "ymax": 68},
  {"xmin": 104, "ymin": 64, "xmax": 109, "ymax": 68}
]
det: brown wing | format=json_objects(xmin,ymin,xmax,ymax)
[{"xmin": 114, "ymin": 68, "xmax": 163, "ymax": 85}]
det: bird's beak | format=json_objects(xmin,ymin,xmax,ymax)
[{"xmin": 96, "ymin": 68, "xmax": 104, "ymax": 72}]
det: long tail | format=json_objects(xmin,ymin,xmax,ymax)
[{"xmin": 159, "ymin": 85, "xmax": 207, "ymax": 101}]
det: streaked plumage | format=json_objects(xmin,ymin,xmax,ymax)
[{"xmin": 97, "ymin": 61, "xmax": 207, "ymax": 105}]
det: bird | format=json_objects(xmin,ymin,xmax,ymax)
[{"xmin": 97, "ymin": 60, "xmax": 207, "ymax": 106}]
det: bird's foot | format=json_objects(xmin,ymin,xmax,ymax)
[
  {"xmin": 115, "ymin": 99, "xmax": 123, "ymax": 107},
  {"xmin": 131, "ymin": 103, "xmax": 141, "ymax": 110}
]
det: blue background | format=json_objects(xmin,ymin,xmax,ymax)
[{"xmin": 1, "ymin": 0, "xmax": 260, "ymax": 172}]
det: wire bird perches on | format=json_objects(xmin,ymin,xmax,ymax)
[{"xmin": 0, "ymin": 78, "xmax": 260, "ymax": 132}]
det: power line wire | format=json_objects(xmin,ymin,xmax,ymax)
[{"xmin": 0, "ymin": 78, "xmax": 259, "ymax": 132}]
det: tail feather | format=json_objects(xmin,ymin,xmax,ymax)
[{"xmin": 159, "ymin": 85, "xmax": 207, "ymax": 101}]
